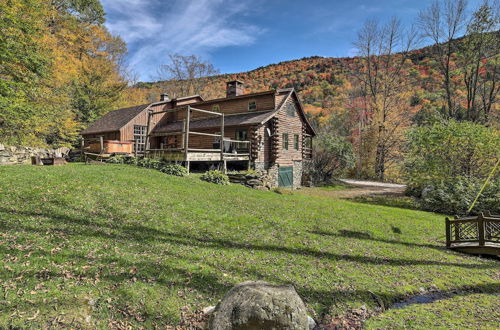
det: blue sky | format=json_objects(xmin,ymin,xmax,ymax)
[{"xmin": 101, "ymin": 0, "xmax": 483, "ymax": 82}]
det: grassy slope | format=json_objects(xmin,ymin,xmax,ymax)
[{"xmin": 0, "ymin": 164, "xmax": 498, "ymax": 328}]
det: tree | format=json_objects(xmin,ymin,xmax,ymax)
[
  {"xmin": 51, "ymin": 0, "xmax": 105, "ymax": 25},
  {"xmin": 0, "ymin": 0, "xmax": 51, "ymax": 145},
  {"xmin": 304, "ymin": 132, "xmax": 355, "ymax": 185},
  {"xmin": 418, "ymin": 0, "xmax": 468, "ymax": 119},
  {"xmin": 404, "ymin": 120, "xmax": 499, "ymax": 214},
  {"xmin": 459, "ymin": 1, "xmax": 500, "ymax": 123},
  {"xmin": 156, "ymin": 54, "xmax": 219, "ymax": 98},
  {"xmin": 1, "ymin": 0, "xmax": 128, "ymax": 147},
  {"xmin": 350, "ymin": 18, "xmax": 419, "ymax": 181}
]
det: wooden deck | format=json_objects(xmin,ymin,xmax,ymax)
[
  {"xmin": 446, "ymin": 213, "xmax": 500, "ymax": 256},
  {"xmin": 145, "ymin": 105, "xmax": 251, "ymax": 172},
  {"xmin": 147, "ymin": 150, "xmax": 250, "ymax": 162}
]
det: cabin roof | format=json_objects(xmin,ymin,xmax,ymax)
[
  {"xmin": 151, "ymin": 110, "xmax": 275, "ymax": 135},
  {"xmin": 187, "ymin": 90, "xmax": 276, "ymax": 106},
  {"xmin": 81, "ymin": 104, "xmax": 150, "ymax": 135}
]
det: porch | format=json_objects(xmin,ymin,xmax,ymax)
[{"xmin": 146, "ymin": 105, "xmax": 251, "ymax": 171}]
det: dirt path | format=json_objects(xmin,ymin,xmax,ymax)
[{"xmin": 299, "ymin": 179, "xmax": 406, "ymax": 199}]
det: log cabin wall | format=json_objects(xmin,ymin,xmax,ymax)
[
  {"xmin": 255, "ymin": 122, "xmax": 272, "ymax": 163},
  {"xmin": 274, "ymin": 95, "xmax": 304, "ymax": 167},
  {"xmin": 153, "ymin": 93, "xmax": 276, "ymax": 128},
  {"xmin": 151, "ymin": 126, "xmax": 253, "ymax": 151}
]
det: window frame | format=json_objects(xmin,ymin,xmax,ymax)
[
  {"xmin": 282, "ymin": 133, "xmax": 289, "ymax": 150},
  {"xmin": 235, "ymin": 129, "xmax": 248, "ymax": 151},
  {"xmin": 133, "ymin": 125, "xmax": 147, "ymax": 152},
  {"xmin": 212, "ymin": 104, "xmax": 220, "ymax": 112},
  {"xmin": 294, "ymin": 134, "xmax": 299, "ymax": 151},
  {"xmin": 248, "ymin": 100, "xmax": 257, "ymax": 111},
  {"xmin": 286, "ymin": 103, "xmax": 296, "ymax": 117}
]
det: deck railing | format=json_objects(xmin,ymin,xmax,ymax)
[
  {"xmin": 145, "ymin": 105, "xmax": 250, "ymax": 163},
  {"xmin": 445, "ymin": 212, "xmax": 500, "ymax": 247}
]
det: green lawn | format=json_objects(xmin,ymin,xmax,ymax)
[{"xmin": 0, "ymin": 164, "xmax": 498, "ymax": 328}]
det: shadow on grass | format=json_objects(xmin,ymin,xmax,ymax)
[
  {"xmin": 308, "ymin": 229, "xmax": 443, "ymax": 251},
  {"xmin": 348, "ymin": 195, "xmax": 422, "ymax": 211},
  {"xmin": 1, "ymin": 200, "xmax": 500, "ymax": 323},
  {"xmin": 0, "ymin": 205, "xmax": 495, "ymax": 271}
]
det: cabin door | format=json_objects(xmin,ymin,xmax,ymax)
[{"xmin": 278, "ymin": 166, "xmax": 293, "ymax": 188}]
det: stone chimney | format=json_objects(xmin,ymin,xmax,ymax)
[
  {"xmin": 160, "ymin": 93, "xmax": 170, "ymax": 102},
  {"xmin": 226, "ymin": 80, "xmax": 244, "ymax": 98}
]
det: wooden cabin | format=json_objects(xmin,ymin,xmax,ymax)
[{"xmin": 81, "ymin": 81, "xmax": 315, "ymax": 188}]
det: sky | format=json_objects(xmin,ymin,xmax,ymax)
[{"xmin": 101, "ymin": 0, "xmax": 484, "ymax": 82}]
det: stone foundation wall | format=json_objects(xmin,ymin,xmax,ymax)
[
  {"xmin": 0, "ymin": 144, "xmax": 63, "ymax": 165},
  {"xmin": 292, "ymin": 161, "xmax": 303, "ymax": 189}
]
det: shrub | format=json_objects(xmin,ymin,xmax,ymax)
[
  {"xmin": 304, "ymin": 134, "xmax": 355, "ymax": 185},
  {"xmin": 123, "ymin": 156, "xmax": 138, "ymax": 166},
  {"xmin": 200, "ymin": 170, "xmax": 230, "ymax": 185},
  {"xmin": 107, "ymin": 155, "xmax": 127, "ymax": 164},
  {"xmin": 160, "ymin": 163, "xmax": 188, "ymax": 177},
  {"xmin": 419, "ymin": 176, "xmax": 499, "ymax": 215},
  {"xmin": 404, "ymin": 121, "xmax": 499, "ymax": 215},
  {"xmin": 405, "ymin": 121, "xmax": 498, "ymax": 195}
]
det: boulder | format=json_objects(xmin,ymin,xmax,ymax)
[{"xmin": 209, "ymin": 281, "xmax": 309, "ymax": 330}]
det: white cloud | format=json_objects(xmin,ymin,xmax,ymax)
[{"xmin": 101, "ymin": 0, "xmax": 264, "ymax": 80}]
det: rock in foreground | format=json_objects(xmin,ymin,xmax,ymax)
[{"xmin": 209, "ymin": 280, "xmax": 309, "ymax": 330}]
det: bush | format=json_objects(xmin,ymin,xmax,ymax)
[
  {"xmin": 107, "ymin": 155, "xmax": 127, "ymax": 164},
  {"xmin": 419, "ymin": 176, "xmax": 499, "ymax": 215},
  {"xmin": 200, "ymin": 170, "xmax": 230, "ymax": 185},
  {"xmin": 405, "ymin": 121, "xmax": 498, "ymax": 196},
  {"xmin": 404, "ymin": 121, "xmax": 499, "ymax": 215},
  {"xmin": 107, "ymin": 157, "xmax": 187, "ymax": 177},
  {"xmin": 160, "ymin": 163, "xmax": 188, "ymax": 177},
  {"xmin": 304, "ymin": 134, "xmax": 355, "ymax": 185}
]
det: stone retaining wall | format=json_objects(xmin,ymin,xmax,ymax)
[
  {"xmin": 0, "ymin": 144, "xmax": 63, "ymax": 165},
  {"xmin": 227, "ymin": 170, "xmax": 276, "ymax": 190}
]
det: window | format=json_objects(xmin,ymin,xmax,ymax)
[
  {"xmin": 212, "ymin": 104, "xmax": 220, "ymax": 112},
  {"xmin": 294, "ymin": 134, "xmax": 299, "ymax": 151},
  {"xmin": 248, "ymin": 100, "xmax": 257, "ymax": 111},
  {"xmin": 286, "ymin": 103, "xmax": 296, "ymax": 117},
  {"xmin": 133, "ymin": 125, "xmax": 147, "ymax": 152},
  {"xmin": 282, "ymin": 133, "xmax": 289, "ymax": 150},
  {"xmin": 235, "ymin": 129, "xmax": 248, "ymax": 151}
]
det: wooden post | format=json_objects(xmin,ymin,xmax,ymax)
[
  {"xmin": 445, "ymin": 217, "xmax": 451, "ymax": 247},
  {"xmin": 220, "ymin": 113, "xmax": 225, "ymax": 173},
  {"xmin": 185, "ymin": 106, "xmax": 191, "ymax": 173},
  {"xmin": 478, "ymin": 213, "xmax": 485, "ymax": 246},
  {"xmin": 99, "ymin": 136, "xmax": 104, "ymax": 153},
  {"xmin": 144, "ymin": 110, "xmax": 152, "ymax": 157}
]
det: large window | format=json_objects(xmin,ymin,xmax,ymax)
[
  {"xmin": 134, "ymin": 125, "xmax": 147, "ymax": 152},
  {"xmin": 294, "ymin": 134, "xmax": 299, "ymax": 151},
  {"xmin": 235, "ymin": 129, "xmax": 248, "ymax": 151},
  {"xmin": 282, "ymin": 133, "xmax": 289, "ymax": 150}
]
